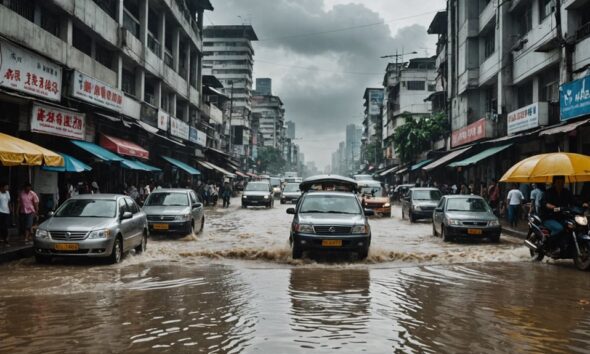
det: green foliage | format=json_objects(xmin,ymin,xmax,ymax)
[
  {"xmin": 392, "ymin": 112, "xmax": 449, "ymax": 164},
  {"xmin": 257, "ymin": 147, "xmax": 286, "ymax": 174},
  {"xmin": 363, "ymin": 141, "xmax": 383, "ymax": 166}
]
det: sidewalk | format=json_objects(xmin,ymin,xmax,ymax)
[
  {"xmin": 500, "ymin": 219, "xmax": 528, "ymax": 239},
  {"xmin": 0, "ymin": 228, "xmax": 33, "ymax": 263}
]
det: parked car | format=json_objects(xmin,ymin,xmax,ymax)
[
  {"xmin": 142, "ymin": 189, "xmax": 204, "ymax": 236},
  {"xmin": 281, "ymin": 183, "xmax": 302, "ymax": 204},
  {"xmin": 242, "ymin": 181, "xmax": 274, "ymax": 208},
  {"xmin": 357, "ymin": 180, "xmax": 391, "ymax": 217},
  {"xmin": 401, "ymin": 188, "xmax": 442, "ymax": 222},
  {"xmin": 287, "ymin": 175, "xmax": 373, "ymax": 260},
  {"xmin": 432, "ymin": 195, "xmax": 501, "ymax": 243},
  {"xmin": 392, "ymin": 184, "xmax": 415, "ymax": 202},
  {"xmin": 34, "ymin": 194, "xmax": 148, "ymax": 264}
]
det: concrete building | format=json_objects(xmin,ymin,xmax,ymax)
[
  {"xmin": 252, "ymin": 94, "xmax": 285, "ymax": 149},
  {"xmin": 345, "ymin": 124, "xmax": 362, "ymax": 174},
  {"xmin": 0, "ymin": 0, "xmax": 216, "ymax": 191},
  {"xmin": 286, "ymin": 120, "xmax": 296, "ymax": 140},
  {"xmin": 202, "ymin": 25, "xmax": 258, "ymax": 162},
  {"xmin": 361, "ymin": 88, "xmax": 384, "ymax": 167},
  {"xmin": 254, "ymin": 78, "xmax": 272, "ymax": 96}
]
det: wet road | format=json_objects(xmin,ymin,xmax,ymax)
[{"xmin": 1, "ymin": 198, "xmax": 590, "ymax": 353}]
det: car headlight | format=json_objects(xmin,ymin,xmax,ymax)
[
  {"xmin": 264, "ymin": 195, "xmax": 269, "ymax": 199},
  {"xmin": 88, "ymin": 229, "xmax": 111, "ymax": 239},
  {"xmin": 447, "ymin": 219, "xmax": 461, "ymax": 226},
  {"xmin": 383, "ymin": 203, "xmax": 391, "ymax": 208},
  {"xmin": 295, "ymin": 224, "xmax": 314, "ymax": 233},
  {"xmin": 488, "ymin": 220, "xmax": 500, "ymax": 227},
  {"xmin": 413, "ymin": 205, "xmax": 422, "ymax": 211},
  {"xmin": 35, "ymin": 229, "xmax": 50, "ymax": 240},
  {"xmin": 351, "ymin": 224, "xmax": 370, "ymax": 234},
  {"xmin": 575, "ymin": 215, "xmax": 588, "ymax": 226},
  {"xmin": 242, "ymin": 195, "xmax": 248, "ymax": 199},
  {"xmin": 175, "ymin": 214, "xmax": 191, "ymax": 221}
]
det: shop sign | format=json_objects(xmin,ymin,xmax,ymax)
[
  {"xmin": 70, "ymin": 70, "xmax": 123, "ymax": 111},
  {"xmin": 189, "ymin": 127, "xmax": 198, "ymax": 144},
  {"xmin": 140, "ymin": 103, "xmax": 158, "ymax": 128},
  {"xmin": 31, "ymin": 102, "xmax": 85, "ymax": 140},
  {"xmin": 189, "ymin": 127, "xmax": 207, "ymax": 147},
  {"xmin": 157, "ymin": 110, "xmax": 169, "ymax": 131},
  {"xmin": 170, "ymin": 116, "xmax": 189, "ymax": 140},
  {"xmin": 0, "ymin": 39, "xmax": 62, "ymax": 101},
  {"xmin": 561, "ymin": 75, "xmax": 590, "ymax": 121},
  {"xmin": 451, "ymin": 118, "xmax": 487, "ymax": 148},
  {"xmin": 368, "ymin": 89, "xmax": 384, "ymax": 115},
  {"xmin": 507, "ymin": 102, "xmax": 548, "ymax": 135}
]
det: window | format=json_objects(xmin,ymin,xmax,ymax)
[
  {"xmin": 6, "ymin": 0, "xmax": 34, "ymax": 22},
  {"xmin": 539, "ymin": 0, "xmax": 554, "ymax": 22},
  {"xmin": 41, "ymin": 11, "xmax": 61, "ymax": 37},
  {"xmin": 517, "ymin": 81, "xmax": 533, "ymax": 108},
  {"xmin": 515, "ymin": 3, "xmax": 533, "ymax": 37},
  {"xmin": 118, "ymin": 198, "xmax": 129, "ymax": 216},
  {"xmin": 92, "ymin": 0, "xmax": 118, "ymax": 20},
  {"xmin": 96, "ymin": 43, "xmax": 115, "ymax": 70},
  {"xmin": 406, "ymin": 81, "xmax": 426, "ymax": 91},
  {"xmin": 483, "ymin": 29, "xmax": 495, "ymax": 59},
  {"xmin": 428, "ymin": 84, "xmax": 436, "ymax": 92},
  {"xmin": 189, "ymin": 192, "xmax": 197, "ymax": 204},
  {"xmin": 540, "ymin": 67, "xmax": 559, "ymax": 102},
  {"xmin": 125, "ymin": 198, "xmax": 140, "ymax": 214},
  {"xmin": 73, "ymin": 27, "xmax": 92, "ymax": 57},
  {"xmin": 122, "ymin": 68, "xmax": 136, "ymax": 97}
]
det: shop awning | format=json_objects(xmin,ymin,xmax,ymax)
[
  {"xmin": 204, "ymin": 161, "xmax": 237, "ymax": 178},
  {"xmin": 235, "ymin": 171, "xmax": 248, "ymax": 178},
  {"xmin": 72, "ymin": 140, "xmax": 124, "ymax": 162},
  {"xmin": 422, "ymin": 147, "xmax": 471, "ymax": 171},
  {"xmin": 380, "ymin": 166, "xmax": 400, "ymax": 176},
  {"xmin": 162, "ymin": 156, "xmax": 201, "ymax": 175},
  {"xmin": 0, "ymin": 132, "xmax": 64, "ymax": 167},
  {"xmin": 120, "ymin": 158, "xmax": 150, "ymax": 171},
  {"xmin": 539, "ymin": 119, "xmax": 590, "ymax": 136},
  {"xmin": 42, "ymin": 153, "xmax": 91, "ymax": 173},
  {"xmin": 100, "ymin": 134, "xmax": 149, "ymax": 159},
  {"xmin": 246, "ymin": 172, "xmax": 258, "ymax": 178},
  {"xmin": 411, "ymin": 159, "xmax": 433, "ymax": 171},
  {"xmin": 449, "ymin": 144, "xmax": 512, "ymax": 168},
  {"xmin": 196, "ymin": 160, "xmax": 213, "ymax": 170},
  {"xmin": 131, "ymin": 159, "xmax": 161, "ymax": 172},
  {"xmin": 396, "ymin": 167, "xmax": 409, "ymax": 175}
]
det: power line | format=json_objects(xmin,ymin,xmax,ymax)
[{"xmin": 257, "ymin": 10, "xmax": 441, "ymax": 42}]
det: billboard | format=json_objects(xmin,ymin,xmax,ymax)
[
  {"xmin": 560, "ymin": 75, "xmax": 590, "ymax": 121},
  {"xmin": 368, "ymin": 89, "xmax": 384, "ymax": 115}
]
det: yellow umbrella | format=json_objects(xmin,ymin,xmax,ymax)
[
  {"xmin": 500, "ymin": 153, "xmax": 590, "ymax": 183},
  {"xmin": 0, "ymin": 132, "xmax": 64, "ymax": 167}
]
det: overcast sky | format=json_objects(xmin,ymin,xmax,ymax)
[{"xmin": 207, "ymin": 0, "xmax": 446, "ymax": 170}]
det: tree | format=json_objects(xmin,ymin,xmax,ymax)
[
  {"xmin": 257, "ymin": 147, "xmax": 286, "ymax": 174},
  {"xmin": 392, "ymin": 112, "xmax": 449, "ymax": 164}
]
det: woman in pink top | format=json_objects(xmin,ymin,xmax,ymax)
[{"xmin": 18, "ymin": 183, "xmax": 39, "ymax": 242}]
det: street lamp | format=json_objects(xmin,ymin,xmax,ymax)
[{"xmin": 380, "ymin": 50, "xmax": 418, "ymax": 78}]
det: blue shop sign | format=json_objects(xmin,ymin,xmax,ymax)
[
  {"xmin": 189, "ymin": 126, "xmax": 198, "ymax": 144},
  {"xmin": 560, "ymin": 75, "xmax": 590, "ymax": 121}
]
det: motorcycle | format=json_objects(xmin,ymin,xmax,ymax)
[{"xmin": 525, "ymin": 207, "xmax": 590, "ymax": 271}]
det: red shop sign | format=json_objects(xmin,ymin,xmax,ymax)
[{"xmin": 451, "ymin": 118, "xmax": 487, "ymax": 148}]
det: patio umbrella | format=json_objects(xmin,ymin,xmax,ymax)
[
  {"xmin": 0, "ymin": 132, "xmax": 63, "ymax": 166},
  {"xmin": 500, "ymin": 153, "xmax": 590, "ymax": 183}
]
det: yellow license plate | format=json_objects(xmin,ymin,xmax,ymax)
[
  {"xmin": 322, "ymin": 240, "xmax": 343, "ymax": 247},
  {"xmin": 54, "ymin": 243, "xmax": 79, "ymax": 251},
  {"xmin": 468, "ymin": 229, "xmax": 483, "ymax": 235},
  {"xmin": 153, "ymin": 224, "xmax": 169, "ymax": 230}
]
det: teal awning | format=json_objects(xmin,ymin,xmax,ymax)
[
  {"xmin": 448, "ymin": 144, "xmax": 512, "ymax": 168},
  {"xmin": 411, "ymin": 159, "xmax": 433, "ymax": 171},
  {"xmin": 162, "ymin": 156, "xmax": 201, "ymax": 175},
  {"xmin": 120, "ymin": 158, "xmax": 149, "ymax": 171},
  {"xmin": 71, "ymin": 140, "xmax": 124, "ymax": 162},
  {"xmin": 131, "ymin": 159, "xmax": 161, "ymax": 172},
  {"xmin": 42, "ymin": 153, "xmax": 92, "ymax": 173}
]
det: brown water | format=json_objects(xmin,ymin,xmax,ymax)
[{"xmin": 1, "ymin": 201, "xmax": 589, "ymax": 353}]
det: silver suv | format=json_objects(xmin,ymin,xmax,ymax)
[
  {"xmin": 34, "ymin": 194, "xmax": 148, "ymax": 264},
  {"xmin": 142, "ymin": 189, "xmax": 205, "ymax": 236}
]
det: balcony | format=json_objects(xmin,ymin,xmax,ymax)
[
  {"xmin": 123, "ymin": 10, "xmax": 140, "ymax": 40},
  {"xmin": 479, "ymin": 53, "xmax": 500, "ymax": 85},
  {"xmin": 458, "ymin": 68, "xmax": 479, "ymax": 94},
  {"xmin": 147, "ymin": 33, "xmax": 161, "ymax": 57},
  {"xmin": 479, "ymin": 1, "xmax": 496, "ymax": 33},
  {"xmin": 574, "ymin": 36, "xmax": 590, "ymax": 72},
  {"xmin": 164, "ymin": 50, "xmax": 174, "ymax": 69}
]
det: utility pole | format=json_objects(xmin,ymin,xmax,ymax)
[{"xmin": 227, "ymin": 80, "xmax": 234, "ymax": 155}]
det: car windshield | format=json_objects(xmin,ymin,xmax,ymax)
[
  {"xmin": 55, "ymin": 199, "xmax": 116, "ymax": 218},
  {"xmin": 144, "ymin": 192, "xmax": 188, "ymax": 206},
  {"xmin": 300, "ymin": 195, "xmax": 361, "ymax": 214},
  {"xmin": 446, "ymin": 198, "xmax": 491, "ymax": 212},
  {"xmin": 360, "ymin": 186, "xmax": 382, "ymax": 196},
  {"xmin": 284, "ymin": 184, "xmax": 300, "ymax": 192},
  {"xmin": 246, "ymin": 183, "xmax": 269, "ymax": 192},
  {"xmin": 413, "ymin": 190, "xmax": 442, "ymax": 200},
  {"xmin": 270, "ymin": 178, "xmax": 281, "ymax": 186}
]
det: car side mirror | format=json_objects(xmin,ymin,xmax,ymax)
[
  {"xmin": 193, "ymin": 202, "xmax": 203, "ymax": 209},
  {"xmin": 121, "ymin": 211, "xmax": 133, "ymax": 220},
  {"xmin": 286, "ymin": 208, "xmax": 296, "ymax": 215},
  {"xmin": 47, "ymin": 211, "xmax": 55, "ymax": 217},
  {"xmin": 364, "ymin": 209, "xmax": 375, "ymax": 216}
]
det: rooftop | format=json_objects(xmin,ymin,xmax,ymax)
[{"xmin": 203, "ymin": 25, "xmax": 259, "ymax": 41}]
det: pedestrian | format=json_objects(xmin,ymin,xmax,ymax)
[
  {"xmin": 221, "ymin": 181, "xmax": 232, "ymax": 208},
  {"xmin": 488, "ymin": 180, "xmax": 501, "ymax": 214},
  {"xmin": 451, "ymin": 184, "xmax": 458, "ymax": 194},
  {"xmin": 17, "ymin": 183, "xmax": 39, "ymax": 242},
  {"xmin": 529, "ymin": 183, "xmax": 545, "ymax": 215},
  {"xmin": 0, "ymin": 182, "xmax": 12, "ymax": 245},
  {"xmin": 506, "ymin": 183, "xmax": 525, "ymax": 227},
  {"xmin": 460, "ymin": 183, "xmax": 469, "ymax": 195},
  {"xmin": 90, "ymin": 181, "xmax": 100, "ymax": 194}
]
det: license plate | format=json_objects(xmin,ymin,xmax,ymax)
[
  {"xmin": 468, "ymin": 229, "xmax": 483, "ymax": 235},
  {"xmin": 322, "ymin": 240, "xmax": 343, "ymax": 247},
  {"xmin": 153, "ymin": 224, "xmax": 169, "ymax": 230},
  {"xmin": 54, "ymin": 243, "xmax": 79, "ymax": 251}
]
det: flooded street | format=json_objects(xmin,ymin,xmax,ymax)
[{"xmin": 2, "ymin": 199, "xmax": 590, "ymax": 353}]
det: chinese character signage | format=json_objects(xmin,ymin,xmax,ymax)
[
  {"xmin": 31, "ymin": 102, "xmax": 85, "ymax": 140},
  {"xmin": 507, "ymin": 102, "xmax": 548, "ymax": 135},
  {"xmin": 560, "ymin": 75, "xmax": 590, "ymax": 121},
  {"xmin": 157, "ymin": 110, "xmax": 169, "ymax": 131},
  {"xmin": 368, "ymin": 89, "xmax": 384, "ymax": 115},
  {"xmin": 169, "ymin": 116, "xmax": 189, "ymax": 140},
  {"xmin": 70, "ymin": 70, "xmax": 123, "ymax": 111},
  {"xmin": 451, "ymin": 118, "xmax": 487, "ymax": 148},
  {"xmin": 0, "ymin": 39, "xmax": 62, "ymax": 101}
]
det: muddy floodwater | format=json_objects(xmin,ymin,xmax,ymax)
[{"xmin": 1, "ymin": 200, "xmax": 590, "ymax": 353}]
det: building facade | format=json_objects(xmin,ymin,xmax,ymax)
[{"xmin": 252, "ymin": 94, "xmax": 285, "ymax": 150}]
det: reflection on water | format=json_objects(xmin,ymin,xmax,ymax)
[{"xmin": 1, "ymin": 262, "xmax": 590, "ymax": 353}]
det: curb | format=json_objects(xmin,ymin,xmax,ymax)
[{"xmin": 0, "ymin": 244, "xmax": 33, "ymax": 263}]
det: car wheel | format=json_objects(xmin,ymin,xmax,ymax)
[
  {"xmin": 35, "ymin": 254, "xmax": 51, "ymax": 264},
  {"xmin": 409, "ymin": 212, "xmax": 415, "ymax": 223},
  {"xmin": 441, "ymin": 226, "xmax": 451, "ymax": 242},
  {"xmin": 190, "ymin": 220, "xmax": 197, "ymax": 236},
  {"xmin": 432, "ymin": 223, "xmax": 438, "ymax": 237},
  {"xmin": 135, "ymin": 231, "xmax": 147, "ymax": 254},
  {"xmin": 491, "ymin": 235, "xmax": 500, "ymax": 244},
  {"xmin": 292, "ymin": 243, "xmax": 303, "ymax": 259},
  {"xmin": 358, "ymin": 248, "xmax": 369, "ymax": 260},
  {"xmin": 280, "ymin": 200, "xmax": 285, "ymax": 204},
  {"xmin": 198, "ymin": 217, "xmax": 205, "ymax": 234},
  {"xmin": 108, "ymin": 236, "xmax": 123, "ymax": 264}
]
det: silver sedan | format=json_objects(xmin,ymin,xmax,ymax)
[{"xmin": 34, "ymin": 194, "xmax": 148, "ymax": 264}]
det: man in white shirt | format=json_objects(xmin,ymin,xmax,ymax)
[
  {"xmin": 506, "ymin": 184, "xmax": 525, "ymax": 227},
  {"xmin": 0, "ymin": 182, "xmax": 12, "ymax": 244}
]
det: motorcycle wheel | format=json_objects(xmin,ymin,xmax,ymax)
[
  {"xmin": 574, "ymin": 241, "xmax": 590, "ymax": 271},
  {"xmin": 527, "ymin": 232, "xmax": 544, "ymax": 262}
]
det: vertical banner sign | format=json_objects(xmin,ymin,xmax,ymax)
[
  {"xmin": 31, "ymin": 102, "xmax": 86, "ymax": 140},
  {"xmin": 368, "ymin": 89, "xmax": 384, "ymax": 115},
  {"xmin": 0, "ymin": 39, "xmax": 62, "ymax": 101}
]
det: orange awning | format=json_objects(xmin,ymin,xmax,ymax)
[{"xmin": 100, "ymin": 134, "xmax": 149, "ymax": 159}]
